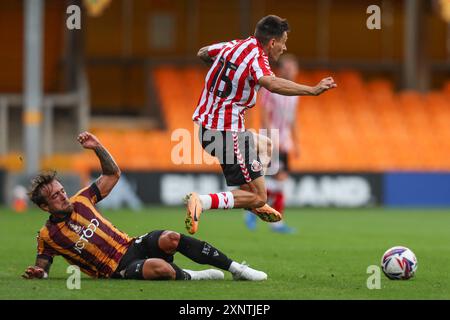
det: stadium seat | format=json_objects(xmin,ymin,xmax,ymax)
[{"xmin": 5, "ymin": 67, "xmax": 449, "ymax": 174}]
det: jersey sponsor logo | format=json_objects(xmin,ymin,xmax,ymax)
[
  {"xmin": 251, "ymin": 160, "xmax": 262, "ymax": 172},
  {"xmin": 73, "ymin": 218, "xmax": 100, "ymax": 254}
]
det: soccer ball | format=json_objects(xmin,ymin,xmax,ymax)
[{"xmin": 381, "ymin": 246, "xmax": 418, "ymax": 280}]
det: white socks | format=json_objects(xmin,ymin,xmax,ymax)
[
  {"xmin": 183, "ymin": 269, "xmax": 225, "ymax": 280},
  {"xmin": 199, "ymin": 195, "xmax": 212, "ymax": 209},
  {"xmin": 199, "ymin": 192, "xmax": 234, "ymax": 210},
  {"xmin": 228, "ymin": 261, "xmax": 242, "ymax": 274}
]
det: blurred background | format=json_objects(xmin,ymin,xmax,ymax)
[{"xmin": 0, "ymin": 0, "xmax": 449, "ymax": 211}]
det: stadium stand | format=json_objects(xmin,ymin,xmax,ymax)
[
  {"xmin": 150, "ymin": 67, "xmax": 450, "ymax": 172},
  {"xmin": 1, "ymin": 67, "xmax": 449, "ymax": 177}
]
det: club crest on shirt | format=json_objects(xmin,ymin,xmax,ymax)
[
  {"xmin": 68, "ymin": 222, "xmax": 83, "ymax": 234},
  {"xmin": 251, "ymin": 160, "xmax": 262, "ymax": 172}
]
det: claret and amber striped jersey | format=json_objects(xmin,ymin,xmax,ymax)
[
  {"xmin": 36, "ymin": 184, "xmax": 134, "ymax": 278},
  {"xmin": 192, "ymin": 36, "xmax": 274, "ymax": 132}
]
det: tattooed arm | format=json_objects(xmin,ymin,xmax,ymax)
[{"xmin": 77, "ymin": 131, "xmax": 121, "ymax": 199}]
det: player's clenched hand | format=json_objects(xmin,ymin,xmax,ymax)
[
  {"xmin": 77, "ymin": 131, "xmax": 101, "ymax": 150},
  {"xmin": 22, "ymin": 266, "xmax": 46, "ymax": 279},
  {"xmin": 313, "ymin": 77, "xmax": 337, "ymax": 96}
]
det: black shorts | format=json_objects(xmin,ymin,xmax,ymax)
[
  {"xmin": 199, "ymin": 126, "xmax": 263, "ymax": 186},
  {"xmin": 111, "ymin": 230, "xmax": 173, "ymax": 280}
]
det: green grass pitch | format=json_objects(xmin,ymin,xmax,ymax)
[{"xmin": 0, "ymin": 206, "xmax": 449, "ymax": 300}]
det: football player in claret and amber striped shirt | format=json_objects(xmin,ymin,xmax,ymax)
[{"xmin": 22, "ymin": 132, "xmax": 268, "ymax": 281}]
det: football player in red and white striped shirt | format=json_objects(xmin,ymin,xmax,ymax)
[
  {"xmin": 246, "ymin": 54, "xmax": 300, "ymax": 234},
  {"xmin": 185, "ymin": 15, "xmax": 336, "ymax": 235}
]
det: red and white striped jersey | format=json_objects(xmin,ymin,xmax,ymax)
[
  {"xmin": 260, "ymin": 87, "xmax": 299, "ymax": 152},
  {"xmin": 192, "ymin": 36, "xmax": 274, "ymax": 132}
]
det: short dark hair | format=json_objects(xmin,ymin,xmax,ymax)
[
  {"xmin": 28, "ymin": 171, "xmax": 57, "ymax": 207},
  {"xmin": 254, "ymin": 15, "xmax": 290, "ymax": 45}
]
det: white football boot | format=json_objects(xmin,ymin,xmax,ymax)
[{"xmin": 232, "ymin": 262, "xmax": 268, "ymax": 281}]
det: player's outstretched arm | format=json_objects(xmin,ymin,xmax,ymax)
[
  {"xmin": 22, "ymin": 257, "xmax": 52, "ymax": 279},
  {"xmin": 77, "ymin": 131, "xmax": 121, "ymax": 199},
  {"xmin": 259, "ymin": 75, "xmax": 337, "ymax": 96}
]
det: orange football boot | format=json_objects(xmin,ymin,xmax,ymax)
[
  {"xmin": 248, "ymin": 204, "xmax": 282, "ymax": 223},
  {"xmin": 184, "ymin": 192, "xmax": 203, "ymax": 234}
]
